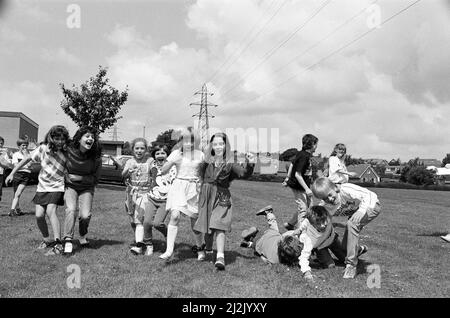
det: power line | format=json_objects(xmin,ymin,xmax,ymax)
[
  {"xmin": 208, "ymin": 0, "xmax": 290, "ymax": 86},
  {"xmin": 206, "ymin": 0, "xmax": 279, "ymax": 84},
  {"xmin": 271, "ymin": 0, "xmax": 379, "ymax": 77},
  {"xmin": 233, "ymin": 0, "xmax": 422, "ymax": 106},
  {"xmin": 219, "ymin": 0, "xmax": 332, "ymax": 99}
]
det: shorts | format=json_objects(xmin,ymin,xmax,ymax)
[
  {"xmin": 13, "ymin": 171, "xmax": 30, "ymax": 193},
  {"xmin": 32, "ymin": 192, "xmax": 65, "ymax": 206}
]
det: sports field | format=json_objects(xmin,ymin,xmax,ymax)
[{"xmin": 0, "ymin": 180, "xmax": 449, "ymax": 298}]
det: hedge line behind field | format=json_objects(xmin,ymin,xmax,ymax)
[{"xmin": 247, "ymin": 174, "xmax": 450, "ymax": 192}]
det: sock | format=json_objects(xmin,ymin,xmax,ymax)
[
  {"xmin": 216, "ymin": 252, "xmax": 224, "ymax": 259},
  {"xmin": 130, "ymin": 222, "xmax": 136, "ymax": 232},
  {"xmin": 164, "ymin": 224, "xmax": 178, "ymax": 255},
  {"xmin": 135, "ymin": 224, "xmax": 144, "ymax": 243},
  {"xmin": 36, "ymin": 215, "xmax": 49, "ymax": 238}
]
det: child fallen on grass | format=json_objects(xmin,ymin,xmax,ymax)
[{"xmin": 240, "ymin": 205, "xmax": 303, "ymax": 267}]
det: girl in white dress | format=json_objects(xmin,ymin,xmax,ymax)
[
  {"xmin": 327, "ymin": 143, "xmax": 356, "ymax": 184},
  {"xmin": 159, "ymin": 127, "xmax": 205, "ymax": 260}
]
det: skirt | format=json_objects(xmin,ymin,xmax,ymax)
[
  {"xmin": 165, "ymin": 178, "xmax": 199, "ymax": 218},
  {"xmin": 194, "ymin": 183, "xmax": 233, "ymax": 234},
  {"xmin": 32, "ymin": 191, "xmax": 64, "ymax": 206}
]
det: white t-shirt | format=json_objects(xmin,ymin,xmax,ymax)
[
  {"xmin": 12, "ymin": 151, "xmax": 32, "ymax": 173},
  {"xmin": 328, "ymin": 156, "xmax": 348, "ymax": 184},
  {"xmin": 166, "ymin": 149, "xmax": 204, "ymax": 180},
  {"xmin": 0, "ymin": 148, "xmax": 11, "ymax": 175}
]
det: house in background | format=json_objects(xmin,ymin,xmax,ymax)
[
  {"xmin": 0, "ymin": 111, "xmax": 38, "ymax": 148},
  {"xmin": 416, "ymin": 158, "xmax": 442, "ymax": 167},
  {"xmin": 100, "ymin": 140, "xmax": 124, "ymax": 156},
  {"xmin": 384, "ymin": 165, "xmax": 403, "ymax": 177},
  {"xmin": 365, "ymin": 158, "xmax": 389, "ymax": 166},
  {"xmin": 426, "ymin": 164, "xmax": 450, "ymax": 185},
  {"xmin": 347, "ymin": 164, "xmax": 381, "ymax": 183}
]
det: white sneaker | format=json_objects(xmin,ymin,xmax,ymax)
[
  {"xmin": 159, "ymin": 251, "xmax": 173, "ymax": 260},
  {"xmin": 145, "ymin": 245, "xmax": 153, "ymax": 256},
  {"xmin": 197, "ymin": 251, "xmax": 206, "ymax": 261},
  {"xmin": 64, "ymin": 241, "xmax": 73, "ymax": 254},
  {"xmin": 441, "ymin": 234, "xmax": 450, "ymax": 243},
  {"xmin": 130, "ymin": 246, "xmax": 143, "ymax": 255}
]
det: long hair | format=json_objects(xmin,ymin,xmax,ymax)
[
  {"xmin": 44, "ymin": 125, "xmax": 70, "ymax": 152},
  {"xmin": 204, "ymin": 132, "xmax": 232, "ymax": 164},
  {"xmin": 330, "ymin": 143, "xmax": 347, "ymax": 157},
  {"xmin": 71, "ymin": 126, "xmax": 102, "ymax": 159}
]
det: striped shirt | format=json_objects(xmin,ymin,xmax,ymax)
[
  {"xmin": 30, "ymin": 144, "xmax": 67, "ymax": 192},
  {"xmin": 298, "ymin": 218, "xmax": 335, "ymax": 273},
  {"xmin": 320, "ymin": 183, "xmax": 379, "ymax": 217}
]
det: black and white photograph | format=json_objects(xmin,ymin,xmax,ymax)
[{"xmin": 0, "ymin": 0, "xmax": 449, "ymax": 301}]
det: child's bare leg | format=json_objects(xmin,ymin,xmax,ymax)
[
  {"xmin": 36, "ymin": 205, "xmax": 50, "ymax": 242},
  {"xmin": 11, "ymin": 183, "xmax": 26, "ymax": 210},
  {"xmin": 45, "ymin": 204, "xmax": 61, "ymax": 241},
  {"xmin": 216, "ymin": 230, "xmax": 225, "ymax": 257},
  {"xmin": 266, "ymin": 212, "xmax": 279, "ymax": 232},
  {"xmin": 190, "ymin": 217, "xmax": 204, "ymax": 248}
]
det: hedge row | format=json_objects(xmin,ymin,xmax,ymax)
[{"xmin": 247, "ymin": 174, "xmax": 450, "ymax": 191}]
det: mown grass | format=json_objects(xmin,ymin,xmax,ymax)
[{"xmin": 0, "ymin": 181, "xmax": 449, "ymax": 298}]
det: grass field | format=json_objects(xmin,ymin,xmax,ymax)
[{"xmin": 0, "ymin": 180, "xmax": 449, "ymax": 298}]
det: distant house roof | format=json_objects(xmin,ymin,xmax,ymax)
[
  {"xmin": 347, "ymin": 164, "xmax": 380, "ymax": 179},
  {"xmin": 0, "ymin": 111, "xmax": 39, "ymax": 128},
  {"xmin": 417, "ymin": 159, "xmax": 442, "ymax": 167},
  {"xmin": 426, "ymin": 166, "xmax": 450, "ymax": 176},
  {"xmin": 365, "ymin": 158, "xmax": 389, "ymax": 165}
]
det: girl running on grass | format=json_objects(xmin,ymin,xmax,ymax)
[
  {"xmin": 159, "ymin": 127, "xmax": 205, "ymax": 260},
  {"xmin": 9, "ymin": 138, "xmax": 32, "ymax": 216},
  {"xmin": 6, "ymin": 125, "xmax": 70, "ymax": 256},
  {"xmin": 123, "ymin": 137, "xmax": 154, "ymax": 255},
  {"xmin": 193, "ymin": 132, "xmax": 255, "ymax": 270},
  {"xmin": 142, "ymin": 144, "xmax": 177, "ymax": 256},
  {"xmin": 62, "ymin": 126, "xmax": 102, "ymax": 255}
]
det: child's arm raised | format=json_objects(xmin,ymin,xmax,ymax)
[{"xmin": 230, "ymin": 153, "xmax": 255, "ymax": 179}]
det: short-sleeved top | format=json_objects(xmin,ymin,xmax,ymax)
[
  {"xmin": 148, "ymin": 161, "xmax": 177, "ymax": 202},
  {"xmin": 65, "ymin": 146, "xmax": 102, "ymax": 191},
  {"xmin": 328, "ymin": 156, "xmax": 348, "ymax": 184},
  {"xmin": 124, "ymin": 158, "xmax": 152, "ymax": 189},
  {"xmin": 12, "ymin": 151, "xmax": 32, "ymax": 173},
  {"xmin": 30, "ymin": 144, "xmax": 67, "ymax": 192},
  {"xmin": 255, "ymin": 229, "xmax": 282, "ymax": 264},
  {"xmin": 0, "ymin": 147, "xmax": 11, "ymax": 175},
  {"xmin": 166, "ymin": 149, "xmax": 204, "ymax": 180},
  {"xmin": 286, "ymin": 150, "xmax": 312, "ymax": 191}
]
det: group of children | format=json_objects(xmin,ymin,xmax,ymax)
[
  {"xmin": 1, "ymin": 127, "xmax": 381, "ymax": 280},
  {"xmin": 0, "ymin": 125, "xmax": 102, "ymax": 255},
  {"xmin": 241, "ymin": 134, "xmax": 381, "ymax": 280}
]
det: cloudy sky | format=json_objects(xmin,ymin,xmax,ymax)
[{"xmin": 0, "ymin": 0, "xmax": 449, "ymax": 161}]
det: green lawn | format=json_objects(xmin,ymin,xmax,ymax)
[{"xmin": 0, "ymin": 180, "xmax": 449, "ymax": 298}]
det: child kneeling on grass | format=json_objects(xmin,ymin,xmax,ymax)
[
  {"xmin": 240, "ymin": 205, "xmax": 303, "ymax": 267},
  {"xmin": 311, "ymin": 177, "xmax": 381, "ymax": 279}
]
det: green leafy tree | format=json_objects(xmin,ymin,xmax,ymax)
[
  {"xmin": 389, "ymin": 158, "xmax": 401, "ymax": 166},
  {"xmin": 345, "ymin": 155, "xmax": 365, "ymax": 166},
  {"xmin": 60, "ymin": 66, "xmax": 128, "ymax": 133}
]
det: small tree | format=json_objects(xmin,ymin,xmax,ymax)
[
  {"xmin": 60, "ymin": 66, "xmax": 128, "ymax": 133},
  {"xmin": 406, "ymin": 166, "xmax": 436, "ymax": 185},
  {"xmin": 150, "ymin": 129, "xmax": 178, "ymax": 150},
  {"xmin": 442, "ymin": 153, "xmax": 450, "ymax": 167}
]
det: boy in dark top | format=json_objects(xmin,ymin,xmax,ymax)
[{"xmin": 283, "ymin": 134, "xmax": 318, "ymax": 230}]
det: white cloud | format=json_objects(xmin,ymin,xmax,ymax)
[{"xmin": 40, "ymin": 47, "xmax": 82, "ymax": 66}]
